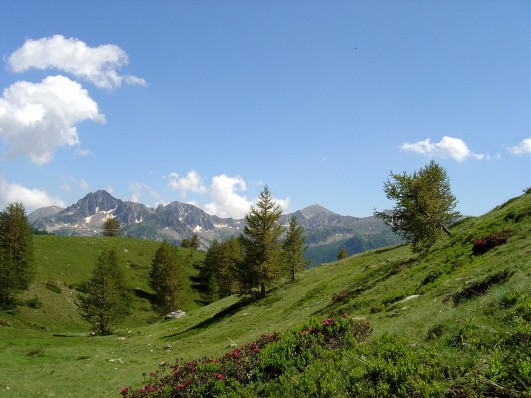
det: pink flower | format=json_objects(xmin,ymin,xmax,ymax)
[
  {"xmin": 215, "ymin": 373, "xmax": 224, "ymax": 379},
  {"xmin": 341, "ymin": 313, "xmax": 348, "ymax": 318},
  {"xmin": 178, "ymin": 383, "xmax": 186, "ymax": 390},
  {"xmin": 120, "ymin": 387, "xmax": 128, "ymax": 395}
]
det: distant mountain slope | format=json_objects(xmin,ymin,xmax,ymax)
[
  {"xmin": 29, "ymin": 190, "xmax": 399, "ymax": 265},
  {"xmin": 27, "ymin": 205, "xmax": 64, "ymax": 224}
]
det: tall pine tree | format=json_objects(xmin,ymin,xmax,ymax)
[
  {"xmin": 198, "ymin": 237, "xmax": 240, "ymax": 303},
  {"xmin": 238, "ymin": 186, "xmax": 284, "ymax": 298},
  {"xmin": 282, "ymin": 215, "xmax": 306, "ymax": 282},
  {"xmin": 0, "ymin": 203, "xmax": 34, "ymax": 309},
  {"xmin": 76, "ymin": 248, "xmax": 129, "ymax": 335},
  {"xmin": 149, "ymin": 241, "xmax": 184, "ymax": 314}
]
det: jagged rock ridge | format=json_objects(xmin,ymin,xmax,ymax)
[{"xmin": 29, "ymin": 190, "xmax": 401, "ymax": 262}]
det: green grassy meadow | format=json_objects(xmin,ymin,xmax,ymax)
[{"xmin": 1, "ymin": 192, "xmax": 530, "ymax": 397}]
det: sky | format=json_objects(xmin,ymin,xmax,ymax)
[{"xmin": 0, "ymin": 1, "xmax": 529, "ymax": 219}]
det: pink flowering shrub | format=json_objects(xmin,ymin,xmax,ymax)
[
  {"xmin": 121, "ymin": 315, "xmax": 371, "ymax": 397},
  {"xmin": 472, "ymin": 230, "xmax": 513, "ymax": 255}
]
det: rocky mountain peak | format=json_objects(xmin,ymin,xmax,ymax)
[
  {"xmin": 300, "ymin": 204, "xmax": 336, "ymax": 218},
  {"xmin": 68, "ymin": 190, "xmax": 121, "ymax": 217}
]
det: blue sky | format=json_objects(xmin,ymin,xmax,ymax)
[{"xmin": 0, "ymin": 1, "xmax": 529, "ymax": 218}]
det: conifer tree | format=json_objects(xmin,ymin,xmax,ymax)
[
  {"xmin": 76, "ymin": 248, "xmax": 129, "ymax": 335},
  {"xmin": 149, "ymin": 241, "xmax": 184, "ymax": 314},
  {"xmin": 374, "ymin": 161, "xmax": 460, "ymax": 253},
  {"xmin": 102, "ymin": 217, "xmax": 121, "ymax": 237},
  {"xmin": 282, "ymin": 215, "xmax": 306, "ymax": 282},
  {"xmin": 337, "ymin": 247, "xmax": 347, "ymax": 260},
  {"xmin": 190, "ymin": 233, "xmax": 200, "ymax": 251},
  {"xmin": 238, "ymin": 186, "xmax": 284, "ymax": 298},
  {"xmin": 198, "ymin": 237, "xmax": 240, "ymax": 303},
  {"xmin": 0, "ymin": 203, "xmax": 34, "ymax": 309}
]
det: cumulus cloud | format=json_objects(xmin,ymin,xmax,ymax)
[
  {"xmin": 401, "ymin": 136, "xmax": 487, "ymax": 162},
  {"xmin": 166, "ymin": 170, "xmax": 207, "ymax": 198},
  {"xmin": 506, "ymin": 138, "xmax": 531, "ymax": 155},
  {"xmin": 8, "ymin": 35, "xmax": 146, "ymax": 89},
  {"xmin": 201, "ymin": 174, "xmax": 290, "ymax": 219},
  {"xmin": 204, "ymin": 174, "xmax": 253, "ymax": 218},
  {"xmin": 0, "ymin": 176, "xmax": 65, "ymax": 211},
  {"xmin": 0, "ymin": 75, "xmax": 104, "ymax": 164}
]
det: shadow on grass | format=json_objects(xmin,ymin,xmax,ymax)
[
  {"xmin": 134, "ymin": 288, "xmax": 155, "ymax": 302},
  {"xmin": 164, "ymin": 299, "xmax": 251, "ymax": 339}
]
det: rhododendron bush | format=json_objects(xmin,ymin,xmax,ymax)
[{"xmin": 121, "ymin": 315, "xmax": 371, "ymax": 397}]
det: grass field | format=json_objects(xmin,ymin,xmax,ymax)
[{"xmin": 0, "ymin": 191, "xmax": 530, "ymax": 397}]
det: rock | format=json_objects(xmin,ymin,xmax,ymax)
[{"xmin": 165, "ymin": 310, "xmax": 186, "ymax": 320}]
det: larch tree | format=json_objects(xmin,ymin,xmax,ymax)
[
  {"xmin": 76, "ymin": 248, "xmax": 130, "ymax": 335},
  {"xmin": 149, "ymin": 241, "xmax": 184, "ymax": 314},
  {"xmin": 238, "ymin": 186, "xmax": 284, "ymax": 298},
  {"xmin": 282, "ymin": 215, "xmax": 307, "ymax": 282},
  {"xmin": 0, "ymin": 203, "xmax": 34, "ymax": 309},
  {"xmin": 374, "ymin": 160, "xmax": 460, "ymax": 254}
]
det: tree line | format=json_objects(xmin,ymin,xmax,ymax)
[
  {"xmin": 196, "ymin": 186, "xmax": 307, "ymax": 304},
  {"xmin": 1, "ymin": 161, "xmax": 461, "ymax": 335}
]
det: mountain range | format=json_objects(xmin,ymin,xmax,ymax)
[{"xmin": 29, "ymin": 190, "xmax": 402, "ymax": 265}]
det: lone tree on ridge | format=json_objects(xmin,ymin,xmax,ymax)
[{"xmin": 374, "ymin": 160, "xmax": 460, "ymax": 253}]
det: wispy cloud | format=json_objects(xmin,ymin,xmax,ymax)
[
  {"xmin": 128, "ymin": 182, "xmax": 164, "ymax": 206},
  {"xmin": 8, "ymin": 35, "xmax": 146, "ymax": 89},
  {"xmin": 401, "ymin": 136, "xmax": 488, "ymax": 162},
  {"xmin": 506, "ymin": 138, "xmax": 531, "ymax": 155},
  {"xmin": 61, "ymin": 176, "xmax": 90, "ymax": 192},
  {"xmin": 0, "ymin": 176, "xmax": 65, "ymax": 211},
  {"xmin": 0, "ymin": 75, "xmax": 104, "ymax": 164}
]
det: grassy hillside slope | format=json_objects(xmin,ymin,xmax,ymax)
[
  {"xmin": 0, "ymin": 192, "xmax": 529, "ymax": 397},
  {"xmin": 0, "ymin": 236, "xmax": 204, "ymax": 332}
]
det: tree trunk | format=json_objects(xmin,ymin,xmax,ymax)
[
  {"xmin": 260, "ymin": 282, "xmax": 266, "ymax": 297},
  {"xmin": 440, "ymin": 222, "xmax": 452, "ymax": 236}
]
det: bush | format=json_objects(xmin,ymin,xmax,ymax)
[
  {"xmin": 472, "ymin": 230, "xmax": 513, "ymax": 255},
  {"xmin": 121, "ymin": 315, "xmax": 371, "ymax": 397}
]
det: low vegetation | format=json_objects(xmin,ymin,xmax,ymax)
[{"xmin": 0, "ymin": 188, "xmax": 529, "ymax": 397}]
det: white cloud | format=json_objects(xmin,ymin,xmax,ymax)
[
  {"xmin": 8, "ymin": 35, "xmax": 146, "ymax": 89},
  {"xmin": 204, "ymin": 174, "xmax": 252, "ymax": 218},
  {"xmin": 0, "ymin": 176, "xmax": 65, "ymax": 211},
  {"xmin": 506, "ymin": 138, "xmax": 531, "ymax": 155},
  {"xmin": 401, "ymin": 136, "xmax": 487, "ymax": 162},
  {"xmin": 203, "ymin": 174, "xmax": 290, "ymax": 219},
  {"xmin": 0, "ymin": 75, "xmax": 104, "ymax": 164},
  {"xmin": 166, "ymin": 170, "xmax": 207, "ymax": 198}
]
